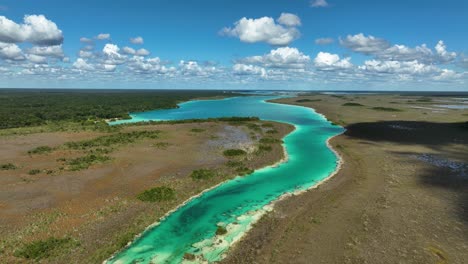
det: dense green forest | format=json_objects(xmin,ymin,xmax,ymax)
[{"xmin": 0, "ymin": 89, "xmax": 231, "ymax": 129}]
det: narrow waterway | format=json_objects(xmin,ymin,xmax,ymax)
[{"xmin": 107, "ymin": 96, "xmax": 343, "ymax": 263}]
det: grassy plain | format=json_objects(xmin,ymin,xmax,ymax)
[{"xmin": 0, "ymin": 90, "xmax": 294, "ymax": 263}]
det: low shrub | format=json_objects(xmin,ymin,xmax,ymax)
[
  {"xmin": 66, "ymin": 154, "xmax": 111, "ymax": 171},
  {"xmin": 342, "ymin": 102, "xmax": 364, "ymax": 107},
  {"xmin": 261, "ymin": 123, "xmax": 274, "ymax": 128},
  {"xmin": 259, "ymin": 137, "xmax": 282, "ymax": 144},
  {"xmin": 28, "ymin": 146, "xmax": 53, "ymax": 154},
  {"xmin": 236, "ymin": 167, "xmax": 254, "ymax": 176},
  {"xmin": 266, "ymin": 129, "xmax": 278, "ymax": 134},
  {"xmin": 258, "ymin": 145, "xmax": 272, "ymax": 152},
  {"xmin": 190, "ymin": 128, "xmax": 205, "ymax": 133},
  {"xmin": 137, "ymin": 186, "xmax": 175, "ymax": 202},
  {"xmin": 65, "ymin": 131, "xmax": 160, "ymax": 150},
  {"xmin": 371, "ymin": 107, "xmax": 402, "ymax": 112},
  {"xmin": 1, "ymin": 163, "xmax": 17, "ymax": 170},
  {"xmin": 223, "ymin": 149, "xmax": 247, "ymax": 157},
  {"xmin": 191, "ymin": 169, "xmax": 216, "ymax": 180},
  {"xmin": 226, "ymin": 160, "xmax": 244, "ymax": 167},
  {"xmin": 14, "ymin": 237, "xmax": 75, "ymax": 260},
  {"xmin": 153, "ymin": 142, "xmax": 171, "ymax": 149},
  {"xmin": 296, "ymin": 99, "xmax": 322, "ymax": 102},
  {"xmin": 28, "ymin": 169, "xmax": 41, "ymax": 175},
  {"xmin": 246, "ymin": 123, "xmax": 261, "ymax": 132}
]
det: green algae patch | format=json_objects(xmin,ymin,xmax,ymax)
[{"xmin": 137, "ymin": 186, "xmax": 176, "ymax": 202}]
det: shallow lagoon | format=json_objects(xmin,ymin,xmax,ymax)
[{"xmin": 107, "ymin": 96, "xmax": 343, "ymax": 263}]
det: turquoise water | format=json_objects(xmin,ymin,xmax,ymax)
[{"xmin": 107, "ymin": 96, "xmax": 343, "ymax": 264}]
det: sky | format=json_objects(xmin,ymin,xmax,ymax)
[{"xmin": 0, "ymin": 0, "xmax": 467, "ymax": 90}]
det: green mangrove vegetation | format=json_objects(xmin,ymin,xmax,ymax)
[
  {"xmin": 342, "ymin": 102, "xmax": 364, "ymax": 106},
  {"xmin": 258, "ymin": 144, "xmax": 272, "ymax": 152},
  {"xmin": 0, "ymin": 89, "xmax": 231, "ymax": 129},
  {"xmin": 225, "ymin": 160, "xmax": 244, "ymax": 167},
  {"xmin": 14, "ymin": 237, "xmax": 77, "ymax": 260},
  {"xmin": 259, "ymin": 137, "xmax": 282, "ymax": 144},
  {"xmin": 137, "ymin": 186, "xmax": 176, "ymax": 202},
  {"xmin": 190, "ymin": 169, "xmax": 216, "ymax": 180},
  {"xmin": 223, "ymin": 149, "xmax": 247, "ymax": 157}
]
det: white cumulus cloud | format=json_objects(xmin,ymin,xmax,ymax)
[
  {"xmin": 358, "ymin": 60, "xmax": 439, "ymax": 75},
  {"xmin": 340, "ymin": 33, "xmax": 390, "ymax": 55},
  {"xmin": 103, "ymin": 44, "xmax": 121, "ymax": 57},
  {"xmin": 80, "ymin": 37, "xmax": 93, "ymax": 44},
  {"xmin": 73, "ymin": 58, "xmax": 94, "ymax": 71},
  {"xmin": 238, "ymin": 47, "xmax": 310, "ymax": 69},
  {"xmin": 311, "ymin": 0, "xmax": 329, "ymax": 8},
  {"xmin": 0, "ymin": 15, "xmax": 63, "ymax": 46},
  {"xmin": 221, "ymin": 15, "xmax": 301, "ymax": 46},
  {"xmin": 96, "ymin": 33, "xmax": 111, "ymax": 40},
  {"xmin": 136, "ymin": 48, "xmax": 150, "ymax": 56},
  {"xmin": 233, "ymin": 63, "xmax": 267, "ymax": 77},
  {"xmin": 27, "ymin": 45, "xmax": 64, "ymax": 58},
  {"xmin": 0, "ymin": 42, "xmax": 24, "ymax": 60},
  {"xmin": 130, "ymin": 36, "xmax": 144, "ymax": 44},
  {"xmin": 434, "ymin": 40, "xmax": 457, "ymax": 63},
  {"xmin": 277, "ymin": 13, "xmax": 301, "ymax": 27},
  {"xmin": 341, "ymin": 33, "xmax": 457, "ymax": 65},
  {"xmin": 314, "ymin": 52, "xmax": 353, "ymax": 70},
  {"xmin": 179, "ymin": 60, "xmax": 218, "ymax": 76}
]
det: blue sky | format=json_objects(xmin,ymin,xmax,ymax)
[{"xmin": 0, "ymin": 0, "xmax": 467, "ymax": 90}]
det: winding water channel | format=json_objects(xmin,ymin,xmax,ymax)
[{"xmin": 107, "ymin": 95, "xmax": 343, "ymax": 263}]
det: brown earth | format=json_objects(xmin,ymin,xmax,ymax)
[
  {"xmin": 0, "ymin": 120, "xmax": 293, "ymax": 263},
  {"xmin": 224, "ymin": 94, "xmax": 468, "ymax": 264}
]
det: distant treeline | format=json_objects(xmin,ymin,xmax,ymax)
[{"xmin": 0, "ymin": 90, "xmax": 232, "ymax": 129}]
